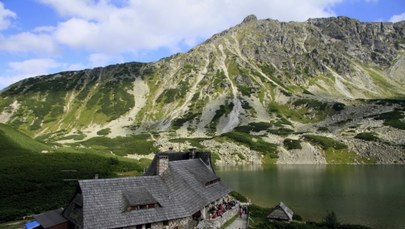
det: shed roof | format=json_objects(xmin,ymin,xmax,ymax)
[
  {"xmin": 34, "ymin": 208, "xmax": 67, "ymax": 228},
  {"xmin": 267, "ymin": 202, "xmax": 294, "ymax": 221},
  {"xmin": 64, "ymin": 158, "xmax": 230, "ymax": 229}
]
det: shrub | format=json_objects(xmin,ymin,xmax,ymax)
[
  {"xmin": 303, "ymin": 135, "xmax": 347, "ymax": 150},
  {"xmin": 229, "ymin": 191, "xmax": 247, "ymax": 202},
  {"xmin": 318, "ymin": 127, "xmax": 329, "ymax": 132},
  {"xmin": 221, "ymin": 131, "xmax": 278, "ymax": 158},
  {"xmin": 268, "ymin": 127, "xmax": 294, "ymax": 136},
  {"xmin": 323, "ymin": 211, "xmax": 340, "ymax": 228},
  {"xmin": 354, "ymin": 132, "xmax": 379, "ymax": 141},
  {"xmin": 293, "ymin": 214, "xmax": 303, "ymax": 221},
  {"xmin": 97, "ymin": 128, "xmax": 111, "ymax": 136},
  {"xmin": 283, "ymin": 139, "xmax": 302, "ymax": 150},
  {"xmin": 374, "ymin": 110, "xmax": 405, "ymax": 130},
  {"xmin": 332, "ymin": 102, "xmax": 346, "ymax": 111}
]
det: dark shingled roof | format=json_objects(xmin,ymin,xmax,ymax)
[
  {"xmin": 63, "ymin": 158, "xmax": 230, "ymax": 229},
  {"xmin": 267, "ymin": 202, "xmax": 294, "ymax": 221},
  {"xmin": 34, "ymin": 208, "xmax": 67, "ymax": 228},
  {"xmin": 144, "ymin": 151, "xmax": 213, "ymax": 176},
  {"xmin": 123, "ymin": 187, "xmax": 159, "ymax": 206}
]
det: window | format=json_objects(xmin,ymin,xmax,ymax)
[
  {"xmin": 146, "ymin": 223, "xmax": 151, "ymax": 229},
  {"xmin": 163, "ymin": 220, "xmax": 169, "ymax": 226}
]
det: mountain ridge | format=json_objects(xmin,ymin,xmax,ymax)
[{"xmin": 1, "ymin": 16, "xmax": 405, "ymax": 164}]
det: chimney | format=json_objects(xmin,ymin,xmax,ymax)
[
  {"xmin": 157, "ymin": 155, "xmax": 169, "ymax": 175},
  {"xmin": 189, "ymin": 148, "xmax": 196, "ymax": 159}
]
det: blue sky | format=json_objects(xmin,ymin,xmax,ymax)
[{"xmin": 0, "ymin": 0, "xmax": 405, "ymax": 89}]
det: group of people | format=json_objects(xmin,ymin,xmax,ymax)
[
  {"xmin": 239, "ymin": 205, "xmax": 248, "ymax": 218},
  {"xmin": 208, "ymin": 199, "xmax": 238, "ymax": 219}
]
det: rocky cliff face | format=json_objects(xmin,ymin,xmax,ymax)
[{"xmin": 1, "ymin": 16, "xmax": 405, "ymax": 164}]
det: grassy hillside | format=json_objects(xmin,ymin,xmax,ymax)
[
  {"xmin": 0, "ymin": 123, "xmax": 50, "ymax": 156},
  {"xmin": 0, "ymin": 124, "xmax": 148, "ymax": 222}
]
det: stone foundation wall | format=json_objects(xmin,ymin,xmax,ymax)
[
  {"xmin": 196, "ymin": 205, "xmax": 239, "ymax": 229},
  {"xmin": 125, "ymin": 216, "xmax": 195, "ymax": 229}
]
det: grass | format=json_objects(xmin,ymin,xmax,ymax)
[
  {"xmin": 324, "ymin": 148, "xmax": 357, "ymax": 164},
  {"xmin": 156, "ymin": 80, "xmax": 189, "ymax": 104},
  {"xmin": 220, "ymin": 131, "xmax": 278, "ymax": 159},
  {"xmin": 220, "ymin": 215, "xmax": 238, "ymax": 229},
  {"xmin": 302, "ymin": 135, "xmax": 362, "ymax": 164},
  {"xmin": 0, "ymin": 221, "xmax": 25, "ymax": 229},
  {"xmin": 73, "ymin": 134, "xmax": 158, "ymax": 156},
  {"xmin": 0, "ymin": 124, "xmax": 146, "ymax": 222},
  {"xmin": 229, "ymin": 191, "xmax": 248, "ymax": 202},
  {"xmin": 0, "ymin": 124, "xmax": 50, "ymax": 154},
  {"xmin": 302, "ymin": 135, "xmax": 348, "ymax": 150},
  {"xmin": 248, "ymin": 204, "xmax": 371, "ymax": 229}
]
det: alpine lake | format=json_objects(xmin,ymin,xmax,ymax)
[{"xmin": 216, "ymin": 165, "xmax": 405, "ymax": 229}]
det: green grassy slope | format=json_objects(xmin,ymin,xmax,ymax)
[
  {"xmin": 0, "ymin": 124, "xmax": 146, "ymax": 222},
  {"xmin": 0, "ymin": 123, "xmax": 50, "ymax": 155}
]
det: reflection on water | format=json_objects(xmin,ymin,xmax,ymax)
[{"xmin": 216, "ymin": 165, "xmax": 405, "ymax": 229}]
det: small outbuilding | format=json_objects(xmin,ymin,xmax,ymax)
[
  {"xmin": 267, "ymin": 202, "xmax": 294, "ymax": 222},
  {"xmin": 25, "ymin": 209, "xmax": 68, "ymax": 229}
]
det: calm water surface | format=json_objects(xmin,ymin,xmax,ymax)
[{"xmin": 216, "ymin": 165, "xmax": 405, "ymax": 229}]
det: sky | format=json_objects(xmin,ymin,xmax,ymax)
[{"xmin": 0, "ymin": 0, "xmax": 405, "ymax": 89}]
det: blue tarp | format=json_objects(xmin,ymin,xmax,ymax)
[{"xmin": 25, "ymin": 220, "xmax": 40, "ymax": 229}]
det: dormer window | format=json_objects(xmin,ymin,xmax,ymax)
[{"xmin": 123, "ymin": 188, "xmax": 161, "ymax": 212}]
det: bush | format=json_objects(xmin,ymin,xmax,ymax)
[
  {"xmin": 303, "ymin": 135, "xmax": 347, "ymax": 150},
  {"xmin": 283, "ymin": 139, "xmax": 302, "ymax": 150},
  {"xmin": 229, "ymin": 191, "xmax": 247, "ymax": 202},
  {"xmin": 374, "ymin": 110, "xmax": 405, "ymax": 130},
  {"xmin": 268, "ymin": 128, "xmax": 294, "ymax": 136},
  {"xmin": 97, "ymin": 128, "xmax": 111, "ymax": 136},
  {"xmin": 293, "ymin": 214, "xmax": 303, "ymax": 221},
  {"xmin": 221, "ymin": 131, "xmax": 278, "ymax": 158},
  {"xmin": 354, "ymin": 132, "xmax": 379, "ymax": 141},
  {"xmin": 234, "ymin": 122, "xmax": 272, "ymax": 133},
  {"xmin": 323, "ymin": 211, "xmax": 340, "ymax": 228}
]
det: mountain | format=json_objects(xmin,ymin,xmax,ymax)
[{"xmin": 1, "ymin": 15, "xmax": 405, "ymax": 164}]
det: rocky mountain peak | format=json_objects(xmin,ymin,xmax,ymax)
[
  {"xmin": 0, "ymin": 16, "xmax": 404, "ymax": 165},
  {"xmin": 241, "ymin": 14, "xmax": 258, "ymax": 24}
]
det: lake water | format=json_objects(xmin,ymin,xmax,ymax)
[{"xmin": 216, "ymin": 165, "xmax": 405, "ymax": 229}]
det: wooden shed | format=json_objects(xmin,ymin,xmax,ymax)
[
  {"xmin": 33, "ymin": 208, "xmax": 68, "ymax": 229},
  {"xmin": 267, "ymin": 202, "xmax": 294, "ymax": 222}
]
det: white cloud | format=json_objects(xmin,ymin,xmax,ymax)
[
  {"xmin": 0, "ymin": 2, "xmax": 16, "ymax": 30},
  {"xmin": 8, "ymin": 58, "xmax": 61, "ymax": 76},
  {"xmin": 0, "ymin": 32, "xmax": 58, "ymax": 54},
  {"xmin": 41, "ymin": 0, "xmax": 343, "ymax": 55},
  {"xmin": 88, "ymin": 53, "xmax": 124, "ymax": 68},
  {"xmin": 0, "ymin": 58, "xmax": 62, "ymax": 89},
  {"xmin": 390, "ymin": 12, "xmax": 405, "ymax": 23}
]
